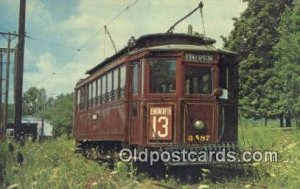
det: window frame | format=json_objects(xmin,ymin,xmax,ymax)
[
  {"xmin": 113, "ymin": 68, "xmax": 119, "ymax": 99},
  {"xmin": 219, "ymin": 55, "xmax": 238, "ymax": 101},
  {"xmin": 147, "ymin": 57, "xmax": 177, "ymax": 96},
  {"xmin": 119, "ymin": 65, "xmax": 126, "ymax": 98},
  {"xmin": 184, "ymin": 63, "xmax": 214, "ymax": 96},
  {"xmin": 132, "ymin": 62, "xmax": 140, "ymax": 97},
  {"xmin": 97, "ymin": 77, "xmax": 102, "ymax": 104}
]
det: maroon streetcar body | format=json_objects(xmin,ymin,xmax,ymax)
[{"xmin": 73, "ymin": 33, "xmax": 239, "ymax": 165}]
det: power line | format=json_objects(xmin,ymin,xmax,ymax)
[
  {"xmin": 108, "ymin": 0, "xmax": 139, "ymax": 25},
  {"xmin": 29, "ymin": 0, "xmax": 140, "ymax": 88},
  {"xmin": 79, "ymin": 0, "xmax": 139, "ymax": 51},
  {"xmin": 26, "ymin": 0, "xmax": 40, "ymax": 31},
  {"xmin": 26, "ymin": 35, "xmax": 79, "ymax": 51},
  {"xmin": 50, "ymin": 0, "xmax": 139, "ymax": 73}
]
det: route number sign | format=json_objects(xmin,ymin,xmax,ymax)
[{"xmin": 149, "ymin": 106, "xmax": 172, "ymax": 140}]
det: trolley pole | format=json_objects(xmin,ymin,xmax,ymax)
[{"xmin": 15, "ymin": 0, "xmax": 26, "ymax": 139}]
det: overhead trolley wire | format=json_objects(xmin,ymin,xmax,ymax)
[
  {"xmin": 26, "ymin": 35, "xmax": 79, "ymax": 51},
  {"xmin": 26, "ymin": 0, "xmax": 40, "ymax": 31},
  {"xmin": 37, "ymin": 0, "xmax": 139, "ymax": 86},
  {"xmin": 54, "ymin": 0, "xmax": 139, "ymax": 72}
]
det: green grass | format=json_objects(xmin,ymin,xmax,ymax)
[
  {"xmin": 0, "ymin": 136, "xmax": 137, "ymax": 189},
  {"xmin": 0, "ymin": 122, "xmax": 300, "ymax": 189},
  {"xmin": 236, "ymin": 121, "xmax": 300, "ymax": 189}
]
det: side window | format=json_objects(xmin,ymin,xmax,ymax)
[
  {"xmin": 132, "ymin": 63, "xmax": 139, "ymax": 96},
  {"xmin": 219, "ymin": 55, "xmax": 237, "ymax": 100},
  {"xmin": 77, "ymin": 89, "xmax": 80, "ymax": 111},
  {"xmin": 98, "ymin": 77, "xmax": 102, "ymax": 103},
  {"xmin": 120, "ymin": 65, "xmax": 126, "ymax": 97},
  {"xmin": 220, "ymin": 64, "xmax": 229, "ymax": 89},
  {"xmin": 102, "ymin": 74, "xmax": 107, "ymax": 102},
  {"xmin": 107, "ymin": 72, "xmax": 112, "ymax": 100},
  {"xmin": 89, "ymin": 83, "xmax": 92, "ymax": 107},
  {"xmin": 81, "ymin": 87, "xmax": 85, "ymax": 110},
  {"xmin": 113, "ymin": 68, "xmax": 119, "ymax": 99},
  {"xmin": 93, "ymin": 80, "xmax": 97, "ymax": 103}
]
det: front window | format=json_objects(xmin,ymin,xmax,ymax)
[
  {"xmin": 149, "ymin": 58, "xmax": 176, "ymax": 93},
  {"xmin": 185, "ymin": 66, "xmax": 212, "ymax": 94}
]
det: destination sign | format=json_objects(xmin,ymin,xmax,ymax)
[
  {"xmin": 184, "ymin": 53, "xmax": 214, "ymax": 63},
  {"xmin": 149, "ymin": 105, "xmax": 172, "ymax": 140}
]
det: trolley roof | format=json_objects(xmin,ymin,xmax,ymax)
[{"xmin": 86, "ymin": 33, "xmax": 237, "ymax": 75}]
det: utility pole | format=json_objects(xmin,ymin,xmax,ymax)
[
  {"xmin": 15, "ymin": 0, "xmax": 26, "ymax": 138},
  {"xmin": 4, "ymin": 34, "xmax": 12, "ymax": 134},
  {"xmin": 0, "ymin": 34, "xmax": 16, "ymax": 136},
  {"xmin": 0, "ymin": 50, "xmax": 3, "ymax": 137},
  {"xmin": 0, "ymin": 33, "xmax": 18, "ymax": 139}
]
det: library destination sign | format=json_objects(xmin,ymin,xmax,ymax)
[{"xmin": 184, "ymin": 53, "xmax": 214, "ymax": 63}]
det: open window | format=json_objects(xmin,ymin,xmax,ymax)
[{"xmin": 219, "ymin": 55, "xmax": 238, "ymax": 100}]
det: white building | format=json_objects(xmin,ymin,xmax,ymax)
[{"xmin": 22, "ymin": 116, "xmax": 53, "ymax": 137}]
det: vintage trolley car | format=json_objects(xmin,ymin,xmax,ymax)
[{"xmin": 73, "ymin": 32, "xmax": 239, "ymax": 165}]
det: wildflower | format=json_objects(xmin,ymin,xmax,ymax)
[
  {"xmin": 7, "ymin": 184, "xmax": 19, "ymax": 189},
  {"xmin": 201, "ymin": 168, "xmax": 211, "ymax": 174},
  {"xmin": 286, "ymin": 143, "xmax": 297, "ymax": 150},
  {"xmin": 198, "ymin": 184, "xmax": 210, "ymax": 189}
]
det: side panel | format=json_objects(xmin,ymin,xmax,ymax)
[
  {"xmin": 218, "ymin": 104, "xmax": 238, "ymax": 142},
  {"xmin": 75, "ymin": 102, "xmax": 127, "ymax": 141},
  {"xmin": 129, "ymin": 101, "xmax": 141, "ymax": 144}
]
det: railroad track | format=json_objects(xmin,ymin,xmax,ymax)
[{"xmin": 81, "ymin": 149, "xmax": 278, "ymax": 189}]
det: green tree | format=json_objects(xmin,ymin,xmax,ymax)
[
  {"xmin": 223, "ymin": 0, "xmax": 292, "ymax": 124},
  {"xmin": 23, "ymin": 87, "xmax": 47, "ymax": 117},
  {"xmin": 23, "ymin": 88, "xmax": 75, "ymax": 136},
  {"xmin": 50, "ymin": 93, "xmax": 74, "ymax": 137},
  {"xmin": 274, "ymin": 0, "xmax": 300, "ymax": 127}
]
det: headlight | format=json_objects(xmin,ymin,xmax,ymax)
[{"xmin": 194, "ymin": 120, "xmax": 205, "ymax": 130}]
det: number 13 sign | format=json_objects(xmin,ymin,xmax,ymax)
[{"xmin": 149, "ymin": 105, "xmax": 173, "ymax": 141}]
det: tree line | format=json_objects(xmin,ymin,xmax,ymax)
[
  {"xmin": 22, "ymin": 87, "xmax": 73, "ymax": 137},
  {"xmin": 222, "ymin": 0, "xmax": 300, "ymax": 127}
]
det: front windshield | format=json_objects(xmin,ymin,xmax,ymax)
[
  {"xmin": 149, "ymin": 58, "xmax": 176, "ymax": 93},
  {"xmin": 185, "ymin": 66, "xmax": 212, "ymax": 94}
]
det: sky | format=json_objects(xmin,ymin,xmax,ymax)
[{"xmin": 0, "ymin": 0, "xmax": 248, "ymax": 100}]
